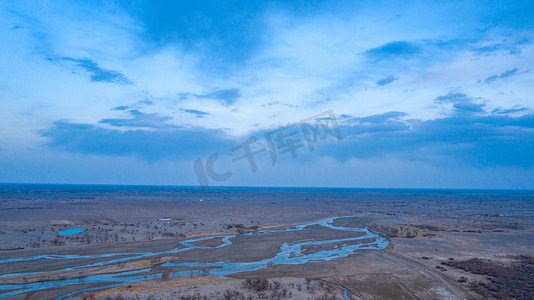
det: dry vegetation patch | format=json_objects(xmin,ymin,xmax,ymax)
[
  {"xmin": 442, "ymin": 255, "xmax": 534, "ymax": 299},
  {"xmin": 368, "ymin": 225, "xmax": 418, "ymax": 238}
]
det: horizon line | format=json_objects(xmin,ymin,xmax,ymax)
[{"xmin": 0, "ymin": 182, "xmax": 533, "ymax": 192}]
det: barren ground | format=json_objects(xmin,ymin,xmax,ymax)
[{"xmin": 0, "ymin": 185, "xmax": 533, "ymax": 299}]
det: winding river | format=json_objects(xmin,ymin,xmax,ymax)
[{"xmin": 0, "ymin": 216, "xmax": 388, "ymax": 299}]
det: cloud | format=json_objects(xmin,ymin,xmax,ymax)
[
  {"xmin": 39, "ymin": 106, "xmax": 534, "ymax": 169},
  {"xmin": 358, "ymin": 111, "xmax": 407, "ymax": 123},
  {"xmin": 112, "ymin": 105, "xmax": 131, "ymax": 111},
  {"xmin": 376, "ymin": 76, "xmax": 399, "ymax": 86},
  {"xmin": 483, "ymin": 68, "xmax": 520, "ymax": 83},
  {"xmin": 496, "ymin": 68, "xmax": 520, "ymax": 79},
  {"xmin": 180, "ymin": 109, "xmax": 210, "ymax": 118},
  {"xmin": 260, "ymin": 101, "xmax": 298, "ymax": 108},
  {"xmin": 323, "ymin": 112, "xmax": 534, "ymax": 168},
  {"xmin": 492, "ymin": 105, "xmax": 528, "ymax": 115},
  {"xmin": 137, "ymin": 98, "xmax": 154, "ymax": 105},
  {"xmin": 40, "ymin": 121, "xmax": 235, "ymax": 161},
  {"xmin": 472, "ymin": 42, "xmax": 524, "ymax": 56},
  {"xmin": 180, "ymin": 88, "xmax": 241, "ymax": 106},
  {"xmin": 63, "ymin": 57, "xmax": 132, "ymax": 85},
  {"xmin": 340, "ymin": 112, "xmax": 410, "ymax": 136},
  {"xmin": 118, "ymin": 1, "xmax": 270, "ymax": 66},
  {"xmin": 434, "ymin": 92, "xmax": 486, "ymax": 114},
  {"xmin": 100, "ymin": 110, "xmax": 175, "ymax": 128},
  {"xmin": 365, "ymin": 41, "xmax": 421, "ymax": 61}
]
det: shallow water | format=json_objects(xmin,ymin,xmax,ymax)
[
  {"xmin": 0, "ymin": 216, "xmax": 388, "ymax": 299},
  {"xmin": 57, "ymin": 227, "xmax": 86, "ymax": 235}
]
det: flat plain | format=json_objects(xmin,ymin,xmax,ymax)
[{"xmin": 0, "ymin": 185, "xmax": 533, "ymax": 299}]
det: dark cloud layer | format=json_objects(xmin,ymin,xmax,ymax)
[
  {"xmin": 473, "ymin": 43, "xmax": 517, "ymax": 55},
  {"xmin": 492, "ymin": 106, "xmax": 528, "ymax": 115},
  {"xmin": 434, "ymin": 92, "xmax": 486, "ymax": 114},
  {"xmin": 40, "ymin": 121, "xmax": 234, "ymax": 161},
  {"xmin": 365, "ymin": 41, "xmax": 421, "ymax": 61},
  {"xmin": 261, "ymin": 101, "xmax": 298, "ymax": 108},
  {"xmin": 376, "ymin": 75, "xmax": 398, "ymax": 86},
  {"xmin": 63, "ymin": 57, "xmax": 132, "ymax": 85},
  {"xmin": 118, "ymin": 1, "xmax": 360, "ymax": 66},
  {"xmin": 179, "ymin": 88, "xmax": 241, "ymax": 106},
  {"xmin": 120, "ymin": 0, "xmax": 270, "ymax": 65},
  {"xmin": 321, "ymin": 112, "xmax": 534, "ymax": 167},
  {"xmin": 100, "ymin": 110, "xmax": 174, "ymax": 128},
  {"xmin": 484, "ymin": 68, "xmax": 519, "ymax": 83},
  {"xmin": 112, "ymin": 105, "xmax": 131, "ymax": 111},
  {"xmin": 180, "ymin": 109, "xmax": 210, "ymax": 118},
  {"xmin": 40, "ymin": 104, "xmax": 534, "ymax": 168}
]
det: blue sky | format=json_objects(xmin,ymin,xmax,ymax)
[{"xmin": 1, "ymin": 0, "xmax": 533, "ymax": 188}]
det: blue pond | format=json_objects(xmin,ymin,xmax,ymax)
[{"xmin": 57, "ymin": 227, "xmax": 86, "ymax": 235}]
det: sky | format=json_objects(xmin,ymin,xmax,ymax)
[{"xmin": 1, "ymin": 0, "xmax": 533, "ymax": 189}]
